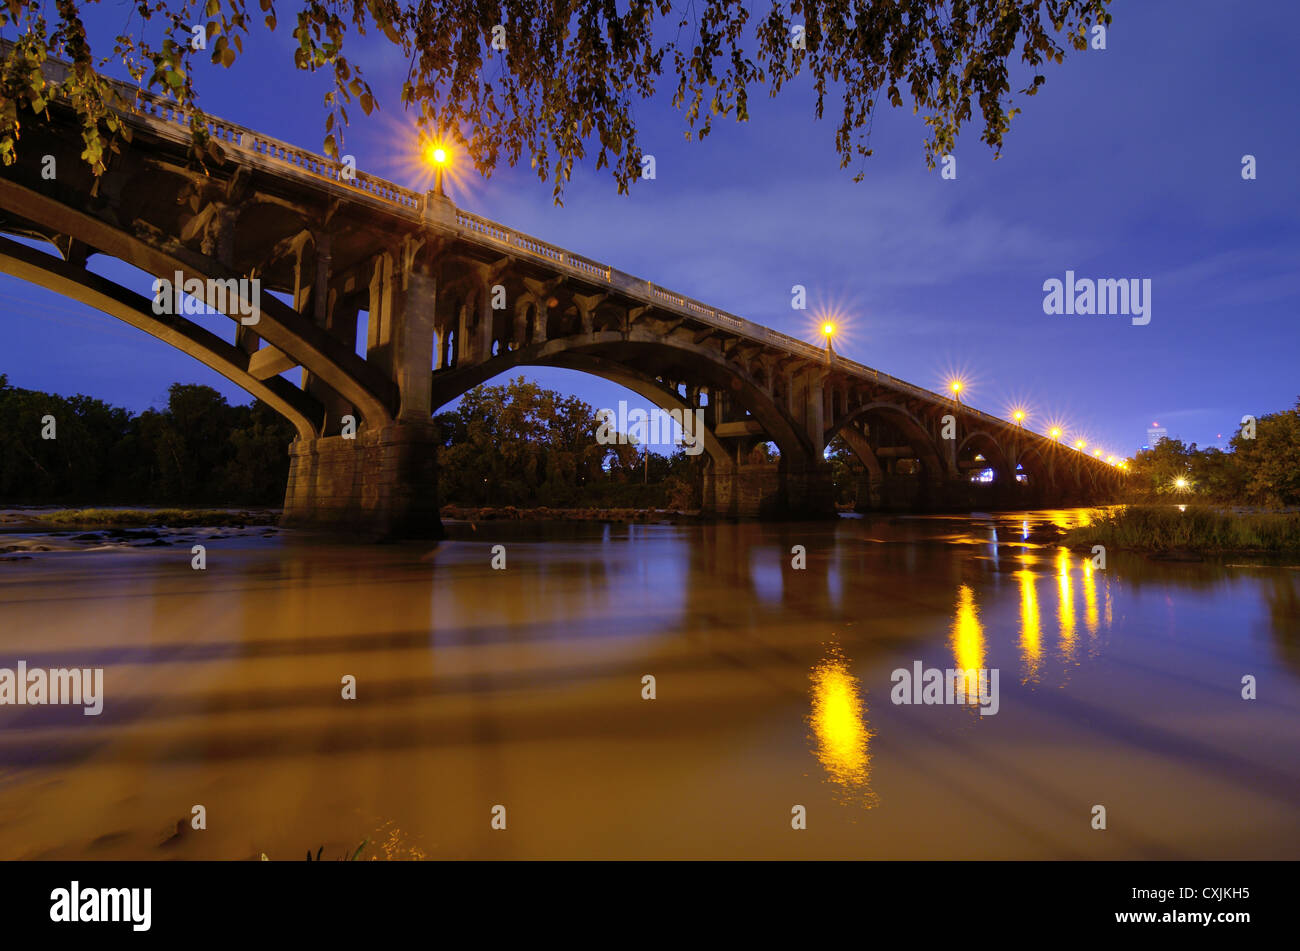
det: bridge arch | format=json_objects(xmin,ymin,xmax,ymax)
[
  {"xmin": 0, "ymin": 233, "xmax": 321, "ymax": 438},
  {"xmin": 1014, "ymin": 444, "xmax": 1055, "ymax": 495},
  {"xmin": 0, "ymin": 178, "xmax": 397, "ymax": 433},
  {"xmin": 828, "ymin": 401, "xmax": 945, "ymax": 479},
  {"xmin": 427, "ymin": 328, "xmax": 817, "ymax": 465},
  {"xmin": 957, "ymin": 429, "xmax": 1014, "ymax": 483}
]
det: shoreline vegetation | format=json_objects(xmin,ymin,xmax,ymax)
[
  {"xmin": 1, "ymin": 504, "xmax": 694, "ymax": 530},
  {"xmin": 8, "ymin": 504, "xmax": 1300, "ymax": 556},
  {"xmin": 2, "ymin": 508, "xmax": 280, "ymax": 528},
  {"xmin": 1063, "ymin": 505, "xmax": 1300, "ymax": 555}
]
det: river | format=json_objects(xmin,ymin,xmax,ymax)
[{"xmin": 0, "ymin": 508, "xmax": 1296, "ymax": 859}]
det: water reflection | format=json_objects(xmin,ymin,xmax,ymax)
[
  {"xmin": 1056, "ymin": 548, "xmax": 1077, "ymax": 659},
  {"xmin": 1, "ymin": 507, "xmax": 1296, "ymax": 859},
  {"xmin": 950, "ymin": 584, "xmax": 986, "ymax": 703},
  {"xmin": 1082, "ymin": 557, "xmax": 1100, "ymax": 636},
  {"xmin": 808, "ymin": 642, "xmax": 876, "ymax": 807},
  {"xmin": 1017, "ymin": 552, "xmax": 1042, "ymax": 683}
]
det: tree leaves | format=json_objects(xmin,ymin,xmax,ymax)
[{"xmin": 2, "ymin": 0, "xmax": 1111, "ymax": 200}]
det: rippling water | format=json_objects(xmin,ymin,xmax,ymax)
[{"xmin": 0, "ymin": 509, "xmax": 1296, "ymax": 859}]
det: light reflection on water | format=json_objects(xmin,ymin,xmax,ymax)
[
  {"xmin": 1017, "ymin": 552, "xmax": 1043, "ymax": 683},
  {"xmin": 808, "ymin": 642, "xmax": 875, "ymax": 807},
  {"xmin": 0, "ymin": 507, "xmax": 1296, "ymax": 859},
  {"xmin": 950, "ymin": 584, "xmax": 986, "ymax": 704}
]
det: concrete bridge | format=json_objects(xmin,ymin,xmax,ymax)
[{"xmin": 0, "ymin": 51, "xmax": 1124, "ymax": 536}]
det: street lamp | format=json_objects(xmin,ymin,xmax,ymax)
[
  {"xmin": 821, "ymin": 321, "xmax": 836, "ymax": 361},
  {"xmin": 426, "ymin": 142, "xmax": 450, "ymax": 195},
  {"xmin": 949, "ymin": 380, "xmax": 963, "ymax": 406},
  {"xmin": 1074, "ymin": 439, "xmax": 1086, "ymax": 450},
  {"xmin": 1049, "ymin": 427, "xmax": 1061, "ymax": 441},
  {"xmin": 1013, "ymin": 409, "xmax": 1025, "ymax": 427}
]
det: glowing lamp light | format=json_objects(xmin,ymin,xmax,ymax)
[
  {"xmin": 1013, "ymin": 410, "xmax": 1025, "ymax": 423},
  {"xmin": 949, "ymin": 380, "xmax": 963, "ymax": 394},
  {"xmin": 427, "ymin": 144, "xmax": 449, "ymax": 166},
  {"xmin": 1107, "ymin": 455, "xmax": 1117, "ymax": 465},
  {"xmin": 1093, "ymin": 449, "xmax": 1102, "ymax": 457},
  {"xmin": 1075, "ymin": 440, "xmax": 1085, "ymax": 450},
  {"xmin": 822, "ymin": 322, "xmax": 836, "ymax": 337},
  {"xmin": 1174, "ymin": 476, "xmax": 1188, "ymax": 489},
  {"xmin": 1049, "ymin": 427, "xmax": 1061, "ymax": 440}
]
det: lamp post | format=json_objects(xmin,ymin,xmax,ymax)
[{"xmin": 427, "ymin": 143, "xmax": 450, "ymax": 195}]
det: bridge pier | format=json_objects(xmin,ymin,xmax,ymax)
[
  {"xmin": 282, "ymin": 422, "xmax": 443, "ymax": 539},
  {"xmin": 703, "ymin": 460, "xmax": 836, "ymax": 519}
]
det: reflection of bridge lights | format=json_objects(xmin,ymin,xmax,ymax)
[
  {"xmin": 1057, "ymin": 548, "xmax": 1076, "ymax": 652},
  {"xmin": 950, "ymin": 585, "xmax": 985, "ymax": 703},
  {"xmin": 808, "ymin": 645, "xmax": 875, "ymax": 806}
]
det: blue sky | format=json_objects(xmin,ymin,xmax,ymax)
[{"xmin": 2, "ymin": 0, "xmax": 1296, "ymax": 458}]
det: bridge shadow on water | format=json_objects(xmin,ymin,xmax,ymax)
[{"xmin": 0, "ymin": 509, "xmax": 1297, "ymax": 859}]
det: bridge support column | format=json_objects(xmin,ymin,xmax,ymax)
[
  {"xmin": 782, "ymin": 461, "xmax": 836, "ymax": 518},
  {"xmin": 702, "ymin": 460, "xmax": 737, "ymax": 516},
  {"xmin": 282, "ymin": 421, "xmax": 442, "ymax": 539},
  {"xmin": 703, "ymin": 460, "xmax": 835, "ymax": 518}
]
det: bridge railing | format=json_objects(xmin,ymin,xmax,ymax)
[
  {"xmin": 14, "ymin": 42, "xmax": 1100, "ymax": 457},
  {"xmin": 124, "ymin": 87, "xmax": 424, "ymax": 212}
]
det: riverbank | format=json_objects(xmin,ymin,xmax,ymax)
[
  {"xmin": 439, "ymin": 504, "xmax": 696, "ymax": 523},
  {"xmin": 1, "ymin": 507, "xmax": 279, "ymax": 529},
  {"xmin": 1, "ymin": 504, "xmax": 694, "ymax": 532},
  {"xmin": 1063, "ymin": 504, "xmax": 1300, "ymax": 554}
]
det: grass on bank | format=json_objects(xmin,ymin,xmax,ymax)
[
  {"xmin": 20, "ymin": 508, "xmax": 278, "ymax": 528},
  {"xmin": 1064, "ymin": 505, "xmax": 1300, "ymax": 554}
]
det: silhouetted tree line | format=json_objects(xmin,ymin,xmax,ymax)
[
  {"xmin": 1124, "ymin": 398, "xmax": 1300, "ymax": 507},
  {"xmin": 1, "ymin": 375, "xmax": 703, "ymax": 509},
  {"xmin": 0, "ymin": 375, "xmax": 296, "ymax": 504},
  {"xmin": 435, "ymin": 377, "xmax": 703, "ymax": 509}
]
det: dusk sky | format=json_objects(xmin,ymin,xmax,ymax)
[{"xmin": 2, "ymin": 0, "xmax": 1296, "ymax": 458}]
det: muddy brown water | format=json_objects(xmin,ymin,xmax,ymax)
[{"xmin": 0, "ymin": 509, "xmax": 1296, "ymax": 859}]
